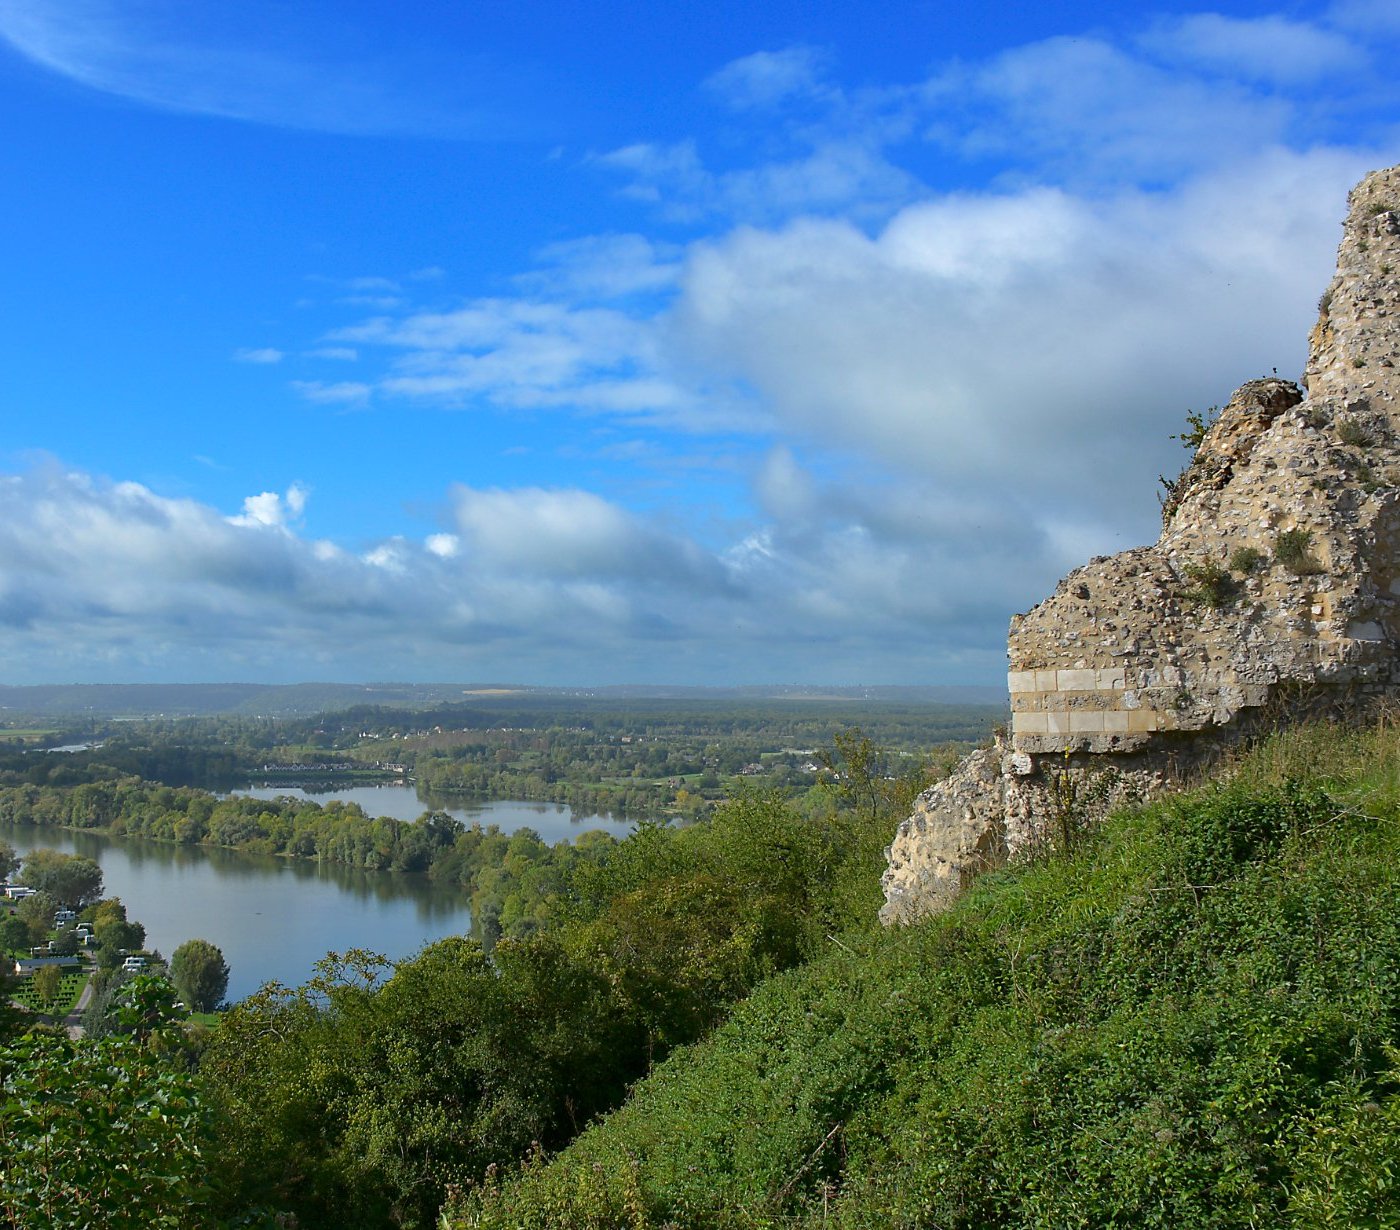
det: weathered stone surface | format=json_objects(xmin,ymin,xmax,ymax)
[{"xmin": 882, "ymin": 163, "xmax": 1400, "ymax": 926}]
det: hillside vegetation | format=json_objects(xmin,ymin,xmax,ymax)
[{"xmin": 447, "ymin": 719, "xmax": 1400, "ymax": 1229}]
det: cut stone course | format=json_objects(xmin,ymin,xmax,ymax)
[{"xmin": 883, "ymin": 162, "xmax": 1400, "ymax": 926}]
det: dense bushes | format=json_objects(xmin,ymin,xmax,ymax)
[
  {"xmin": 447, "ymin": 724, "xmax": 1400, "ymax": 1228},
  {"xmin": 196, "ymin": 787, "xmax": 899, "ymax": 1226},
  {"xmin": 0, "ymin": 979, "xmax": 211, "ymax": 1229}
]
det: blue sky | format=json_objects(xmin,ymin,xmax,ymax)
[{"xmin": 0, "ymin": 0, "xmax": 1397, "ymax": 686}]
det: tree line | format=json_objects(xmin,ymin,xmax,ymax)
[{"xmin": 0, "ymin": 732, "xmax": 931, "ymax": 1227}]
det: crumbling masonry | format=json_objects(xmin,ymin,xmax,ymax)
[{"xmin": 882, "ymin": 163, "xmax": 1400, "ymax": 924}]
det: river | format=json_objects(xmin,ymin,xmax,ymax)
[
  {"xmin": 227, "ymin": 783, "xmax": 636, "ymax": 845},
  {"xmin": 0, "ymin": 794, "xmax": 636, "ymax": 1004}
]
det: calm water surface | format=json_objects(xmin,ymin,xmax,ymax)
[
  {"xmin": 0, "ymin": 820, "xmax": 470, "ymax": 1004},
  {"xmin": 229, "ymin": 783, "xmax": 636, "ymax": 844},
  {"xmin": 1, "ymin": 791, "xmax": 638, "ymax": 1003}
]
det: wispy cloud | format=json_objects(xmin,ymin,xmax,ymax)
[
  {"xmin": 0, "ymin": 0, "xmax": 522, "ymax": 137},
  {"xmin": 233, "ymin": 347, "xmax": 284, "ymax": 365},
  {"xmin": 1141, "ymin": 13, "xmax": 1364, "ymax": 82},
  {"xmin": 703, "ymin": 47, "xmax": 831, "ymax": 110},
  {"xmin": 290, "ymin": 380, "xmax": 372, "ymax": 407}
]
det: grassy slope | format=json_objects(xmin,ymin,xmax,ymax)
[{"xmin": 450, "ymin": 721, "xmax": 1400, "ymax": 1229}]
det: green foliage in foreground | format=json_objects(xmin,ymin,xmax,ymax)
[
  {"xmin": 448, "ymin": 722, "xmax": 1400, "ymax": 1229},
  {"xmin": 197, "ymin": 782, "xmax": 908, "ymax": 1228},
  {"xmin": 0, "ymin": 979, "xmax": 212, "ymax": 1230}
]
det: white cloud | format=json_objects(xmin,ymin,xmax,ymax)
[
  {"xmin": 599, "ymin": 137, "xmax": 919, "ymax": 222},
  {"xmin": 704, "ymin": 47, "xmax": 829, "ymax": 110},
  {"xmin": 925, "ymin": 36, "xmax": 1293, "ymax": 181},
  {"xmin": 306, "ymin": 346, "xmax": 358, "ymax": 361},
  {"xmin": 1328, "ymin": 0, "xmax": 1400, "ymax": 36},
  {"xmin": 449, "ymin": 485, "xmax": 721, "ymax": 588},
  {"xmin": 0, "ymin": 0, "xmax": 510, "ymax": 137},
  {"xmin": 1142, "ymin": 14, "xmax": 1363, "ymax": 82},
  {"xmin": 233, "ymin": 347, "xmax": 284, "ymax": 364},
  {"xmin": 425, "ymin": 533, "xmax": 459, "ymax": 559},
  {"xmin": 525, "ymin": 234, "xmax": 682, "ymax": 300},
  {"xmin": 291, "ymin": 380, "xmax": 372, "ymax": 407},
  {"xmin": 0, "ymin": 461, "xmax": 1027, "ymax": 682},
  {"xmin": 328, "ymin": 298, "xmax": 731, "ymax": 425},
  {"xmin": 98, "ymin": 11, "xmax": 1400, "ymax": 684},
  {"xmin": 667, "ymin": 146, "xmax": 1376, "ymax": 539},
  {"xmin": 228, "ymin": 483, "xmax": 308, "ymax": 530}
]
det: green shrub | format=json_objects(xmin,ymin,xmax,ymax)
[
  {"xmin": 1337, "ymin": 417, "xmax": 1375, "ymax": 448},
  {"xmin": 1228, "ymin": 545, "xmax": 1265, "ymax": 575},
  {"xmin": 1274, "ymin": 528, "xmax": 1323, "ymax": 575},
  {"xmin": 1181, "ymin": 560, "xmax": 1234, "ymax": 609}
]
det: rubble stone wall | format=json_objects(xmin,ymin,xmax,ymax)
[{"xmin": 882, "ymin": 163, "xmax": 1400, "ymax": 926}]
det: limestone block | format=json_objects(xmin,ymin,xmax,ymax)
[{"xmin": 1057, "ymin": 668, "xmax": 1098, "ymax": 691}]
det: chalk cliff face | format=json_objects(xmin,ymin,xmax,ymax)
[{"xmin": 883, "ymin": 163, "xmax": 1400, "ymax": 925}]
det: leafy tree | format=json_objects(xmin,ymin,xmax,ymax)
[
  {"xmin": 0, "ymin": 839, "xmax": 18, "ymax": 883},
  {"xmin": 0, "ymin": 914, "xmax": 29, "ymax": 955},
  {"xmin": 15, "ymin": 890, "xmax": 58, "ymax": 947},
  {"xmin": 30, "ymin": 963, "xmax": 61, "ymax": 1008},
  {"xmin": 49, "ymin": 926, "xmax": 80, "ymax": 956},
  {"xmin": 201, "ymin": 942, "xmax": 640, "ymax": 1229},
  {"xmin": 90, "ymin": 899, "xmax": 146, "ymax": 969},
  {"xmin": 18, "ymin": 848, "xmax": 103, "ymax": 909},
  {"xmin": 170, "ymin": 938, "xmax": 229, "ymax": 1011}
]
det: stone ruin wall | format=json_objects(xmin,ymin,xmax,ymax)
[{"xmin": 882, "ymin": 162, "xmax": 1400, "ymax": 926}]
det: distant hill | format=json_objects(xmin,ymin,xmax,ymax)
[{"xmin": 0, "ymin": 681, "xmax": 1005, "ymax": 719}]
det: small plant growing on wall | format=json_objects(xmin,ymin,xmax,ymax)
[
  {"xmin": 1337, "ymin": 417, "xmax": 1375, "ymax": 447},
  {"xmin": 1172, "ymin": 405, "xmax": 1219, "ymax": 452},
  {"xmin": 1229, "ymin": 546, "xmax": 1265, "ymax": 575},
  {"xmin": 1159, "ymin": 405, "xmax": 1221, "ymax": 527},
  {"xmin": 1181, "ymin": 561, "xmax": 1234, "ymax": 609},
  {"xmin": 1274, "ymin": 528, "xmax": 1323, "ymax": 575}
]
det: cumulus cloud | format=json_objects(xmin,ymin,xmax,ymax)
[
  {"xmin": 0, "ymin": 460, "xmax": 1034, "ymax": 682},
  {"xmin": 61, "ymin": 10, "xmax": 1400, "ymax": 684},
  {"xmin": 669, "ymin": 147, "xmax": 1375, "ymax": 536},
  {"xmin": 312, "ymin": 141, "xmax": 1380, "ymax": 570},
  {"xmin": 449, "ymin": 485, "xmax": 724, "ymax": 589},
  {"xmin": 227, "ymin": 483, "xmax": 308, "ymax": 530}
]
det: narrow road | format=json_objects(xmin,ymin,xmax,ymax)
[{"xmin": 64, "ymin": 969, "xmax": 96, "ymax": 1039}]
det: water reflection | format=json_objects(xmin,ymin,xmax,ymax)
[
  {"xmin": 0, "ymin": 820, "xmax": 474, "ymax": 1003},
  {"xmin": 229, "ymin": 783, "xmax": 637, "ymax": 845}
]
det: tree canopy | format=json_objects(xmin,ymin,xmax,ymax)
[
  {"xmin": 170, "ymin": 938, "xmax": 229, "ymax": 1012},
  {"xmin": 17, "ymin": 848, "xmax": 103, "ymax": 909}
]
